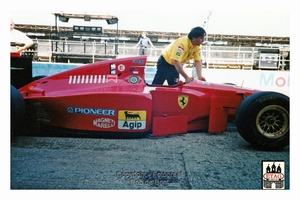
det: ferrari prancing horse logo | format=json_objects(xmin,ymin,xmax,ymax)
[{"xmin": 178, "ymin": 95, "xmax": 189, "ymax": 109}]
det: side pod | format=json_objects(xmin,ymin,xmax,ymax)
[{"xmin": 152, "ymin": 115, "xmax": 188, "ymax": 136}]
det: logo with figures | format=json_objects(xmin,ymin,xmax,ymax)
[
  {"xmin": 262, "ymin": 161, "xmax": 285, "ymax": 189},
  {"xmin": 178, "ymin": 95, "xmax": 189, "ymax": 109},
  {"xmin": 118, "ymin": 110, "xmax": 146, "ymax": 130}
]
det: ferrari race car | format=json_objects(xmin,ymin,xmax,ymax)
[{"xmin": 11, "ymin": 55, "xmax": 289, "ymax": 150}]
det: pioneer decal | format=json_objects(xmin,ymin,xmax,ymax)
[
  {"xmin": 132, "ymin": 59, "xmax": 145, "ymax": 64},
  {"xmin": 118, "ymin": 110, "xmax": 146, "ymax": 130},
  {"xmin": 67, "ymin": 107, "xmax": 116, "ymax": 116}
]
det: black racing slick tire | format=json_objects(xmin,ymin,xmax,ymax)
[
  {"xmin": 235, "ymin": 91, "xmax": 289, "ymax": 150},
  {"xmin": 11, "ymin": 85, "xmax": 26, "ymax": 135}
]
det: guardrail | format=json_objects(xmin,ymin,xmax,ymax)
[{"xmin": 25, "ymin": 39, "xmax": 289, "ymax": 70}]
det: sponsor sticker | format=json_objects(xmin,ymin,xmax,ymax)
[
  {"xmin": 93, "ymin": 118, "xmax": 115, "ymax": 129},
  {"xmin": 118, "ymin": 110, "xmax": 146, "ymax": 130},
  {"xmin": 177, "ymin": 46, "xmax": 184, "ymax": 51},
  {"xmin": 128, "ymin": 75, "xmax": 139, "ymax": 84},
  {"xmin": 67, "ymin": 107, "xmax": 116, "ymax": 116},
  {"xmin": 118, "ymin": 64, "xmax": 125, "ymax": 71},
  {"xmin": 132, "ymin": 59, "xmax": 145, "ymax": 63},
  {"xmin": 68, "ymin": 74, "xmax": 118, "ymax": 84},
  {"xmin": 262, "ymin": 161, "xmax": 285, "ymax": 189}
]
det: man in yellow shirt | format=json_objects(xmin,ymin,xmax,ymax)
[{"xmin": 152, "ymin": 26, "xmax": 206, "ymax": 85}]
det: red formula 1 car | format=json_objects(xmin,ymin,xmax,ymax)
[{"xmin": 11, "ymin": 56, "xmax": 289, "ymax": 150}]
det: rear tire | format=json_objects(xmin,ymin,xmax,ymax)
[
  {"xmin": 11, "ymin": 85, "xmax": 26, "ymax": 135},
  {"xmin": 235, "ymin": 91, "xmax": 289, "ymax": 150}
]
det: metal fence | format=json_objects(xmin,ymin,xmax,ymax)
[{"xmin": 30, "ymin": 39, "xmax": 290, "ymax": 70}]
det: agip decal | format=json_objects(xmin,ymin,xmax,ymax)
[{"xmin": 118, "ymin": 110, "xmax": 146, "ymax": 130}]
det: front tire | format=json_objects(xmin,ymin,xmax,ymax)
[{"xmin": 235, "ymin": 91, "xmax": 289, "ymax": 150}]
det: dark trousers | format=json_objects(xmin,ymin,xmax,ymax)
[
  {"xmin": 139, "ymin": 47, "xmax": 147, "ymax": 55},
  {"xmin": 152, "ymin": 56, "xmax": 179, "ymax": 85}
]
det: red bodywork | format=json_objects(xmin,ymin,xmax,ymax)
[{"xmin": 19, "ymin": 56, "xmax": 259, "ymax": 136}]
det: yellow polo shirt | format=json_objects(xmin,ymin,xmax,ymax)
[{"xmin": 162, "ymin": 36, "xmax": 201, "ymax": 65}]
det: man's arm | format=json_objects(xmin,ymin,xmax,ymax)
[
  {"xmin": 148, "ymin": 38, "xmax": 155, "ymax": 48},
  {"xmin": 16, "ymin": 40, "xmax": 34, "ymax": 53},
  {"xmin": 173, "ymin": 60, "xmax": 194, "ymax": 83},
  {"xmin": 15, "ymin": 32, "xmax": 34, "ymax": 53},
  {"xmin": 194, "ymin": 60, "xmax": 206, "ymax": 81},
  {"xmin": 134, "ymin": 39, "xmax": 142, "ymax": 48}
]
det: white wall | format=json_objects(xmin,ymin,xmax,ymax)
[{"xmin": 186, "ymin": 68, "xmax": 290, "ymax": 97}]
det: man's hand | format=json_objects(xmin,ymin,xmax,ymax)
[
  {"xmin": 185, "ymin": 77, "xmax": 194, "ymax": 83},
  {"xmin": 16, "ymin": 46, "xmax": 25, "ymax": 53},
  {"xmin": 198, "ymin": 75, "xmax": 206, "ymax": 81}
]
